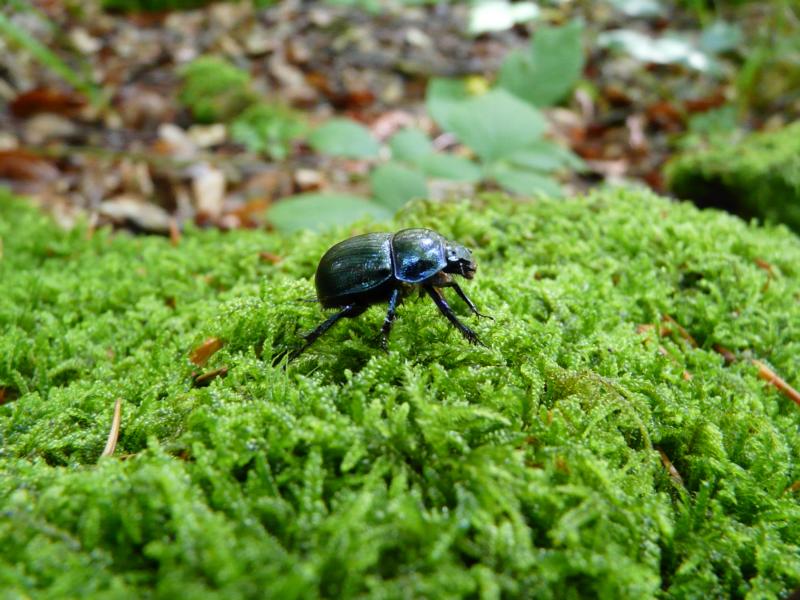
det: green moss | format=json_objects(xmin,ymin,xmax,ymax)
[
  {"xmin": 666, "ymin": 121, "xmax": 800, "ymax": 231},
  {"xmin": 1, "ymin": 187, "xmax": 799, "ymax": 598},
  {"xmin": 179, "ymin": 56, "xmax": 255, "ymax": 124}
]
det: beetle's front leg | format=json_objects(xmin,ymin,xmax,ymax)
[
  {"xmin": 450, "ymin": 283, "xmax": 493, "ymax": 319},
  {"xmin": 428, "ymin": 273, "xmax": 492, "ymax": 319},
  {"xmin": 424, "ymin": 285, "xmax": 485, "ymax": 346}
]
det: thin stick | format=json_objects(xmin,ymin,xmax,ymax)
[
  {"xmin": 752, "ymin": 359, "xmax": 800, "ymax": 407},
  {"xmin": 101, "ymin": 398, "xmax": 122, "ymax": 458},
  {"xmin": 657, "ymin": 448, "xmax": 685, "ymax": 488}
]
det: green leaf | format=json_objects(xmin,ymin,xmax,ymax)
[
  {"xmin": 420, "ymin": 154, "xmax": 482, "ymax": 183},
  {"xmin": 266, "ymin": 193, "xmax": 391, "ymax": 232},
  {"xmin": 308, "ymin": 119, "xmax": 380, "ymax": 159},
  {"xmin": 446, "ymin": 89, "xmax": 547, "ymax": 163},
  {"xmin": 426, "ymin": 78, "xmax": 472, "ymax": 134},
  {"xmin": 488, "ymin": 163, "xmax": 563, "ymax": 197},
  {"xmin": 505, "ymin": 140, "xmax": 586, "ymax": 172},
  {"xmin": 370, "ymin": 162, "xmax": 428, "ymax": 212},
  {"xmin": 498, "ymin": 21, "xmax": 585, "ymax": 107},
  {"xmin": 389, "ymin": 128, "xmax": 434, "ymax": 163}
]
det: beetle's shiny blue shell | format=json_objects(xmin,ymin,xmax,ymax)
[
  {"xmin": 314, "ymin": 228, "xmax": 448, "ymax": 308},
  {"xmin": 391, "ymin": 228, "xmax": 447, "ymax": 283},
  {"xmin": 315, "ymin": 233, "xmax": 394, "ymax": 307}
]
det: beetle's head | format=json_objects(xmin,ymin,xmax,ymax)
[{"xmin": 444, "ymin": 242, "xmax": 477, "ymax": 279}]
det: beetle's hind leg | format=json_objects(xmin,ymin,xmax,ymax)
[
  {"xmin": 287, "ymin": 303, "xmax": 366, "ymax": 361},
  {"xmin": 424, "ymin": 285, "xmax": 485, "ymax": 346}
]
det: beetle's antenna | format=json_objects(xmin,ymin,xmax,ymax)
[{"xmin": 297, "ymin": 297, "xmax": 319, "ymax": 303}]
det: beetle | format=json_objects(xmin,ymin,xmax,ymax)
[{"xmin": 289, "ymin": 228, "xmax": 490, "ymax": 360}]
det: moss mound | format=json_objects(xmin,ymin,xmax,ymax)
[
  {"xmin": 666, "ymin": 121, "xmax": 800, "ymax": 231},
  {"xmin": 1, "ymin": 188, "xmax": 799, "ymax": 598}
]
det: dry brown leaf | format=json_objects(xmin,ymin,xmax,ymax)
[
  {"xmin": 190, "ymin": 337, "xmax": 224, "ymax": 366},
  {"xmin": 10, "ymin": 87, "xmax": 87, "ymax": 118}
]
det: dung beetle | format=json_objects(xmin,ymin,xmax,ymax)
[{"xmin": 289, "ymin": 228, "xmax": 490, "ymax": 359}]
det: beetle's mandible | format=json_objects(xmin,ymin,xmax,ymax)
[{"xmin": 289, "ymin": 228, "xmax": 490, "ymax": 360}]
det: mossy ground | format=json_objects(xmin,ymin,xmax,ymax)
[
  {"xmin": 1, "ymin": 187, "xmax": 799, "ymax": 599},
  {"xmin": 666, "ymin": 121, "xmax": 800, "ymax": 232}
]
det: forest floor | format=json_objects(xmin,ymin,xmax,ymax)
[{"xmin": 2, "ymin": 0, "xmax": 798, "ymax": 233}]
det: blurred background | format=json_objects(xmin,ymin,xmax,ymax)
[{"xmin": 1, "ymin": 0, "xmax": 798, "ymax": 234}]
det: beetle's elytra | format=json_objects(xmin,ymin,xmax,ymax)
[{"xmin": 289, "ymin": 228, "xmax": 490, "ymax": 360}]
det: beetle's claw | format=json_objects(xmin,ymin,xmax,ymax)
[{"xmin": 463, "ymin": 329, "xmax": 487, "ymax": 347}]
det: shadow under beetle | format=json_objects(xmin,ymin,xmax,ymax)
[{"xmin": 289, "ymin": 228, "xmax": 491, "ymax": 360}]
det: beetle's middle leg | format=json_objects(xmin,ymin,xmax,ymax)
[
  {"xmin": 378, "ymin": 288, "xmax": 402, "ymax": 349},
  {"xmin": 424, "ymin": 285, "xmax": 484, "ymax": 346},
  {"xmin": 289, "ymin": 303, "xmax": 366, "ymax": 360}
]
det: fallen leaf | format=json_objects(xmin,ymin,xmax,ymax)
[
  {"xmin": 190, "ymin": 163, "xmax": 226, "ymax": 219},
  {"xmin": 0, "ymin": 149, "xmax": 60, "ymax": 182},
  {"xmin": 99, "ymin": 195, "xmax": 172, "ymax": 234},
  {"xmin": 190, "ymin": 337, "xmax": 224, "ymax": 366},
  {"xmin": 259, "ymin": 251, "xmax": 283, "ymax": 264},
  {"xmin": 10, "ymin": 87, "xmax": 86, "ymax": 118}
]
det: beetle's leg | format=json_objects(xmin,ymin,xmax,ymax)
[
  {"xmin": 379, "ymin": 288, "xmax": 402, "ymax": 350},
  {"xmin": 450, "ymin": 283, "xmax": 493, "ymax": 319},
  {"xmin": 288, "ymin": 303, "xmax": 365, "ymax": 361},
  {"xmin": 427, "ymin": 273, "xmax": 492, "ymax": 320},
  {"xmin": 424, "ymin": 285, "xmax": 485, "ymax": 346}
]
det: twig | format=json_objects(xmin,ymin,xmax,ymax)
[
  {"xmin": 100, "ymin": 398, "xmax": 122, "ymax": 458},
  {"xmin": 662, "ymin": 314, "xmax": 698, "ymax": 347},
  {"xmin": 657, "ymin": 447, "xmax": 685, "ymax": 489},
  {"xmin": 193, "ymin": 366, "xmax": 228, "ymax": 387},
  {"xmin": 752, "ymin": 359, "xmax": 800, "ymax": 407}
]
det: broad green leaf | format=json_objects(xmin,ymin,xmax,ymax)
[
  {"xmin": 426, "ymin": 78, "xmax": 472, "ymax": 134},
  {"xmin": 420, "ymin": 154, "xmax": 482, "ymax": 183},
  {"xmin": 488, "ymin": 162, "xmax": 563, "ymax": 197},
  {"xmin": 308, "ymin": 119, "xmax": 380, "ymax": 159},
  {"xmin": 389, "ymin": 128, "xmax": 434, "ymax": 163},
  {"xmin": 446, "ymin": 89, "xmax": 547, "ymax": 163},
  {"xmin": 498, "ymin": 21, "xmax": 585, "ymax": 107},
  {"xmin": 267, "ymin": 193, "xmax": 391, "ymax": 232},
  {"xmin": 370, "ymin": 162, "xmax": 428, "ymax": 212},
  {"xmin": 505, "ymin": 140, "xmax": 586, "ymax": 172}
]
